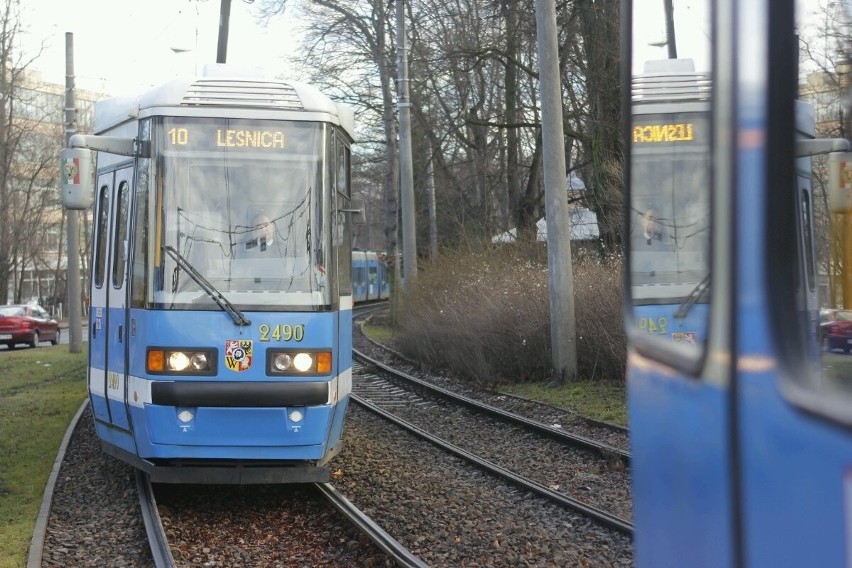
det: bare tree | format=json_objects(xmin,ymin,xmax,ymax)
[
  {"xmin": 800, "ymin": 0, "xmax": 851, "ymax": 308},
  {"xmin": 257, "ymin": 0, "xmax": 624, "ymax": 252},
  {"xmin": 257, "ymin": 0, "xmax": 401, "ymax": 262},
  {"xmin": 574, "ymin": 0, "xmax": 624, "ymax": 248},
  {"xmin": 8, "ymin": 106, "xmax": 64, "ymax": 304},
  {"xmin": 0, "ymin": 0, "xmax": 65, "ymax": 303}
]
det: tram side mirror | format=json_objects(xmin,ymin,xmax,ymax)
[
  {"xmin": 59, "ymin": 148, "xmax": 94, "ymax": 210},
  {"xmin": 829, "ymin": 152, "xmax": 852, "ymax": 214},
  {"xmin": 341, "ymin": 198, "xmax": 366, "ymax": 225}
]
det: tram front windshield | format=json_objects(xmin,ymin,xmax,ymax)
[
  {"xmin": 153, "ymin": 117, "xmax": 331, "ymax": 310},
  {"xmin": 630, "ymin": 112, "xmax": 710, "ymax": 304}
]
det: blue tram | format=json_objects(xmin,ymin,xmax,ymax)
[
  {"xmin": 625, "ymin": 0, "xmax": 852, "ymax": 566},
  {"xmin": 630, "ymin": 58, "xmax": 711, "ymax": 346},
  {"xmin": 65, "ymin": 65, "xmax": 360, "ymax": 483},
  {"xmin": 352, "ymin": 250, "xmax": 390, "ymax": 303}
]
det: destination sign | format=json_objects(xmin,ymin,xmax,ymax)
[
  {"xmin": 161, "ymin": 117, "xmax": 320, "ymax": 154},
  {"xmin": 167, "ymin": 127, "xmax": 286, "ymax": 149},
  {"xmin": 633, "ymin": 122, "xmax": 695, "ymax": 144}
]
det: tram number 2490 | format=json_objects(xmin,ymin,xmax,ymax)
[
  {"xmin": 637, "ymin": 317, "xmax": 667, "ymax": 335},
  {"xmin": 258, "ymin": 323, "xmax": 305, "ymax": 342}
]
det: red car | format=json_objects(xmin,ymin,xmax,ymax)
[
  {"xmin": 0, "ymin": 304, "xmax": 60, "ymax": 349},
  {"xmin": 821, "ymin": 309, "xmax": 852, "ymax": 353}
]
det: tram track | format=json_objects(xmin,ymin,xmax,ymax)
[
  {"xmin": 316, "ymin": 483, "xmax": 430, "ymax": 568},
  {"xmin": 351, "ymin": 305, "xmax": 633, "ymax": 536},
  {"xmin": 351, "ymin": 358, "xmax": 634, "ymax": 536},
  {"xmin": 353, "ymin": 308, "xmax": 630, "ymax": 456},
  {"xmin": 138, "ymin": 471, "xmax": 424, "ymax": 567},
  {"xmin": 137, "ymin": 471, "xmax": 174, "ymax": 568},
  {"xmin": 32, "ymin": 402, "xmax": 417, "ymax": 567},
  {"xmin": 354, "ymin": 350, "xmax": 630, "ymax": 465}
]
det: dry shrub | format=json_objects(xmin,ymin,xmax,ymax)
[
  {"xmin": 395, "ymin": 244, "xmax": 626, "ymax": 386},
  {"xmin": 572, "ymin": 254, "xmax": 627, "ymax": 382}
]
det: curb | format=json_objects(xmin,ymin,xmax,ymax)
[{"xmin": 27, "ymin": 399, "xmax": 89, "ymax": 568}]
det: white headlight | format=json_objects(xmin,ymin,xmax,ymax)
[
  {"xmin": 190, "ymin": 353, "xmax": 208, "ymax": 370},
  {"xmin": 274, "ymin": 353, "xmax": 293, "ymax": 371},
  {"xmin": 293, "ymin": 352, "xmax": 313, "ymax": 372},
  {"xmin": 289, "ymin": 410, "xmax": 304, "ymax": 423},
  {"xmin": 168, "ymin": 351, "xmax": 191, "ymax": 371},
  {"xmin": 178, "ymin": 410, "xmax": 194, "ymax": 423}
]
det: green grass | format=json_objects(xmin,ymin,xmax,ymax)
[
  {"xmin": 363, "ymin": 322, "xmax": 628, "ymax": 427},
  {"xmin": 498, "ymin": 380, "xmax": 628, "ymax": 427},
  {"xmin": 0, "ymin": 346, "xmax": 87, "ymax": 568},
  {"xmin": 361, "ymin": 322, "xmax": 396, "ymax": 345}
]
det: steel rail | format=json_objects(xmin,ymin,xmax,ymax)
[
  {"xmin": 351, "ymin": 394, "xmax": 634, "ymax": 537},
  {"xmin": 353, "ymin": 348, "xmax": 630, "ymax": 465},
  {"xmin": 136, "ymin": 470, "xmax": 175, "ymax": 568},
  {"xmin": 316, "ymin": 482, "xmax": 429, "ymax": 568}
]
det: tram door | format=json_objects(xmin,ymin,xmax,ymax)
[{"xmin": 90, "ymin": 166, "xmax": 133, "ymax": 432}]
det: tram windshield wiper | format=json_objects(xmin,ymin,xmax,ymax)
[
  {"xmin": 162, "ymin": 245, "xmax": 251, "ymax": 326},
  {"xmin": 674, "ymin": 273, "xmax": 710, "ymax": 319}
]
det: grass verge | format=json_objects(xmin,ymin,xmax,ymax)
[
  {"xmin": 0, "ymin": 346, "xmax": 87, "ymax": 568},
  {"xmin": 362, "ymin": 322, "xmax": 627, "ymax": 427},
  {"xmin": 498, "ymin": 381, "xmax": 628, "ymax": 426}
]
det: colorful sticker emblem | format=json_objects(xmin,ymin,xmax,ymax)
[
  {"xmin": 672, "ymin": 332, "xmax": 697, "ymax": 345},
  {"xmin": 62, "ymin": 157, "xmax": 80, "ymax": 185},
  {"xmin": 225, "ymin": 339, "xmax": 253, "ymax": 372}
]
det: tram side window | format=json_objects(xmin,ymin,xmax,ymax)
[
  {"xmin": 337, "ymin": 138, "xmax": 349, "ymax": 198},
  {"xmin": 337, "ymin": 137, "xmax": 352, "ymax": 295},
  {"xmin": 94, "ymin": 186, "xmax": 110, "ymax": 288},
  {"xmin": 112, "ymin": 181, "xmax": 129, "ymax": 288},
  {"xmin": 771, "ymin": 3, "xmax": 852, "ymax": 419},
  {"xmin": 131, "ymin": 121, "xmax": 152, "ymax": 307},
  {"xmin": 801, "ymin": 137, "xmax": 852, "ymax": 409},
  {"xmin": 131, "ymin": 157, "xmax": 151, "ymax": 307}
]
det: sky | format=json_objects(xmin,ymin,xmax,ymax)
[
  {"xmin": 632, "ymin": 0, "xmax": 840, "ymax": 74},
  {"xmin": 17, "ymin": 0, "xmax": 841, "ymax": 97},
  {"xmin": 633, "ymin": 0, "xmax": 711, "ymax": 73},
  {"xmin": 18, "ymin": 0, "xmax": 302, "ymax": 96}
]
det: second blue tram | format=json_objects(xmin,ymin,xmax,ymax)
[
  {"xmin": 625, "ymin": 0, "xmax": 852, "ymax": 566},
  {"xmin": 352, "ymin": 250, "xmax": 390, "ymax": 303},
  {"xmin": 68, "ymin": 65, "xmax": 359, "ymax": 483}
]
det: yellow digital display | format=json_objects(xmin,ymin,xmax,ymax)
[
  {"xmin": 633, "ymin": 123, "xmax": 695, "ymax": 143},
  {"xmin": 167, "ymin": 127, "xmax": 286, "ymax": 149},
  {"xmin": 217, "ymin": 129, "xmax": 286, "ymax": 148}
]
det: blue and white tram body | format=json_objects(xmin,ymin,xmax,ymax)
[
  {"xmin": 352, "ymin": 250, "xmax": 390, "ymax": 303},
  {"xmin": 74, "ymin": 65, "xmax": 357, "ymax": 483},
  {"xmin": 626, "ymin": 1, "xmax": 852, "ymax": 567}
]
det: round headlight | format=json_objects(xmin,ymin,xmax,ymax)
[
  {"xmin": 293, "ymin": 352, "xmax": 313, "ymax": 372},
  {"xmin": 168, "ymin": 351, "xmax": 191, "ymax": 371},
  {"xmin": 274, "ymin": 353, "xmax": 293, "ymax": 371},
  {"xmin": 289, "ymin": 410, "xmax": 304, "ymax": 423},
  {"xmin": 190, "ymin": 353, "xmax": 209, "ymax": 371}
]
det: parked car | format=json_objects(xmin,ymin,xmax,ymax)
[
  {"xmin": 820, "ymin": 308, "xmax": 852, "ymax": 353},
  {"xmin": 0, "ymin": 304, "xmax": 60, "ymax": 349}
]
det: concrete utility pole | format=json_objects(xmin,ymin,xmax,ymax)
[
  {"xmin": 64, "ymin": 33, "xmax": 83, "ymax": 353},
  {"xmin": 396, "ymin": 0, "xmax": 417, "ymax": 289},
  {"xmin": 217, "ymin": 0, "xmax": 232, "ymax": 64},
  {"xmin": 534, "ymin": 0, "xmax": 577, "ymax": 384}
]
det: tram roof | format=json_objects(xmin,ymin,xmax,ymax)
[
  {"xmin": 632, "ymin": 59, "xmax": 711, "ymax": 104},
  {"xmin": 94, "ymin": 64, "xmax": 354, "ymax": 138}
]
